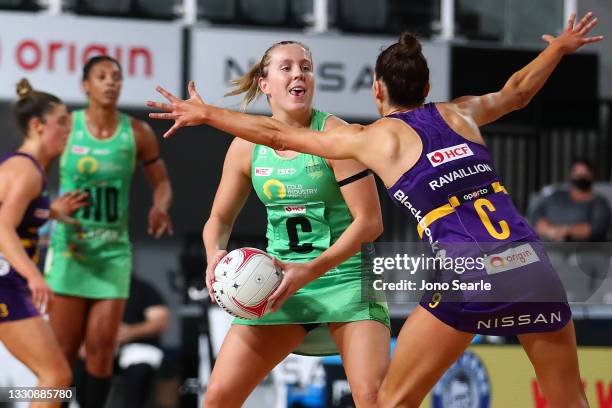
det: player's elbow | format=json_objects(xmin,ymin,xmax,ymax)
[
  {"xmin": 364, "ymin": 215, "xmax": 384, "ymax": 242},
  {"xmin": 502, "ymin": 85, "xmax": 531, "ymax": 111},
  {"xmin": 513, "ymin": 90, "xmax": 532, "ymax": 110}
]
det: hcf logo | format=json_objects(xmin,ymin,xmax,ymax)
[{"xmin": 427, "ymin": 143, "xmax": 474, "ymax": 167}]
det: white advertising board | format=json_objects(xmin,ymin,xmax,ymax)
[
  {"xmin": 191, "ymin": 28, "xmax": 450, "ymax": 119},
  {"xmin": 0, "ymin": 11, "xmax": 182, "ymax": 107}
]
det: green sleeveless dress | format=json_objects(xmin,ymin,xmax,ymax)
[
  {"xmin": 45, "ymin": 110, "xmax": 135, "ymax": 299},
  {"xmin": 234, "ymin": 109, "xmax": 389, "ymax": 355}
]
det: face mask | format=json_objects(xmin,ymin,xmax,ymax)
[{"xmin": 571, "ymin": 178, "xmax": 593, "ymax": 192}]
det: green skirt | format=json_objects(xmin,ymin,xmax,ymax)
[
  {"xmin": 234, "ymin": 267, "xmax": 390, "ymax": 355},
  {"xmin": 44, "ymin": 244, "xmax": 132, "ymax": 299}
]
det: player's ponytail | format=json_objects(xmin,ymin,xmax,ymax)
[
  {"xmin": 225, "ymin": 40, "xmax": 313, "ymax": 111},
  {"xmin": 398, "ymin": 32, "xmax": 423, "ymax": 57},
  {"xmin": 375, "ymin": 32, "xmax": 429, "ymax": 108},
  {"xmin": 225, "ymin": 62, "xmax": 264, "ymax": 111},
  {"xmin": 13, "ymin": 78, "xmax": 63, "ymax": 137},
  {"xmin": 16, "ymin": 78, "xmax": 34, "ymax": 101}
]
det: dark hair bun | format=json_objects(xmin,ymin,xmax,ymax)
[
  {"xmin": 16, "ymin": 78, "xmax": 34, "ymax": 100},
  {"xmin": 398, "ymin": 32, "xmax": 422, "ymax": 56}
]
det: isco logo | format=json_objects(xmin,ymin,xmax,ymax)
[
  {"xmin": 277, "ymin": 168, "xmax": 296, "ymax": 176},
  {"xmin": 427, "ymin": 143, "xmax": 474, "ymax": 167}
]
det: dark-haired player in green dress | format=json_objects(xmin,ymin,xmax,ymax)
[{"xmin": 45, "ymin": 56, "xmax": 173, "ymax": 408}]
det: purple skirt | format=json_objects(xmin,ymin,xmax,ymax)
[
  {"xmin": 419, "ymin": 241, "xmax": 571, "ymax": 335},
  {"xmin": 0, "ymin": 287, "xmax": 39, "ymax": 323}
]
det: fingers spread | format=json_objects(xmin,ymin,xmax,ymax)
[
  {"xmin": 566, "ymin": 12, "xmax": 577, "ymax": 30},
  {"xmin": 163, "ymin": 124, "xmax": 181, "ymax": 139},
  {"xmin": 156, "ymin": 86, "xmax": 180, "ymax": 102},
  {"xmin": 149, "ymin": 113, "xmax": 177, "ymax": 120},
  {"xmin": 542, "ymin": 34, "xmax": 554, "ymax": 43},
  {"xmin": 146, "ymin": 100, "xmax": 174, "ymax": 111},
  {"xmin": 579, "ymin": 17, "xmax": 598, "ymax": 36},
  {"xmin": 188, "ymin": 80, "xmax": 197, "ymax": 98},
  {"xmin": 584, "ymin": 35, "xmax": 604, "ymax": 44}
]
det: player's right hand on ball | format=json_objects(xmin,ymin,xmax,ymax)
[
  {"xmin": 28, "ymin": 274, "xmax": 53, "ymax": 314},
  {"xmin": 205, "ymin": 249, "xmax": 227, "ymax": 303}
]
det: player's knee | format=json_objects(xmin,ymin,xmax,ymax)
[
  {"xmin": 86, "ymin": 336, "xmax": 117, "ymax": 359},
  {"xmin": 40, "ymin": 360, "xmax": 72, "ymax": 387},
  {"xmin": 54, "ymin": 364, "xmax": 73, "ymax": 388},
  {"xmin": 350, "ymin": 382, "xmax": 380, "ymax": 407}
]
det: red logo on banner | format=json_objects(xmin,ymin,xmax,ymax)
[
  {"xmin": 532, "ymin": 379, "xmax": 612, "ymax": 408},
  {"xmin": 13, "ymin": 39, "xmax": 152, "ymax": 77}
]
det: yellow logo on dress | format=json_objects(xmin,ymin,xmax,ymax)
[
  {"xmin": 0, "ymin": 303, "xmax": 9, "ymax": 318},
  {"xmin": 262, "ymin": 179, "xmax": 286, "ymax": 199},
  {"xmin": 77, "ymin": 156, "xmax": 99, "ymax": 174},
  {"xmin": 429, "ymin": 292, "xmax": 442, "ymax": 309}
]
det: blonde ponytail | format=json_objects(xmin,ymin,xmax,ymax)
[{"xmin": 224, "ymin": 62, "xmax": 264, "ymax": 111}]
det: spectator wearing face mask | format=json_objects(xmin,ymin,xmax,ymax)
[{"xmin": 532, "ymin": 158, "xmax": 612, "ymax": 242}]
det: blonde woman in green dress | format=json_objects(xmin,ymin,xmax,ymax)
[{"xmin": 201, "ymin": 41, "xmax": 390, "ymax": 408}]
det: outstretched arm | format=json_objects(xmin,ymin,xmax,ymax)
[
  {"xmin": 147, "ymin": 82, "xmax": 371, "ymax": 162},
  {"xmin": 452, "ymin": 12, "xmax": 603, "ymax": 127}
]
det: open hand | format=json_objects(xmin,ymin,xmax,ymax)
[
  {"xmin": 147, "ymin": 81, "xmax": 207, "ymax": 138},
  {"xmin": 543, "ymin": 12, "xmax": 603, "ymax": 54}
]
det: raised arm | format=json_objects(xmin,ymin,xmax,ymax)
[
  {"xmin": 452, "ymin": 12, "xmax": 602, "ymax": 127},
  {"xmin": 147, "ymin": 82, "xmax": 371, "ymax": 161}
]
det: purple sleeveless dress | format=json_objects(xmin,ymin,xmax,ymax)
[
  {"xmin": 0, "ymin": 152, "xmax": 50, "ymax": 323},
  {"xmin": 386, "ymin": 104, "xmax": 570, "ymax": 335}
]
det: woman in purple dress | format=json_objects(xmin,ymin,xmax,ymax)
[{"xmin": 0, "ymin": 79, "xmax": 79, "ymax": 407}]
